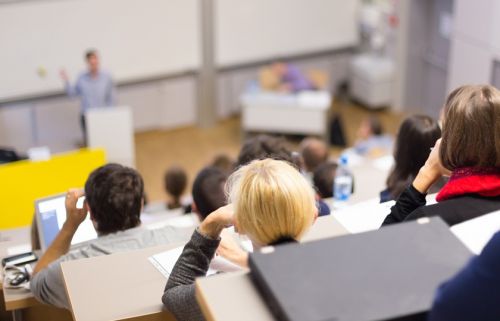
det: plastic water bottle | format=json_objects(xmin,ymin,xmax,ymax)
[{"xmin": 334, "ymin": 155, "xmax": 353, "ymax": 205}]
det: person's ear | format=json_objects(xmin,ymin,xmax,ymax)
[
  {"xmin": 313, "ymin": 207, "xmax": 319, "ymax": 223},
  {"xmin": 192, "ymin": 202, "xmax": 199, "ymax": 214},
  {"xmin": 85, "ymin": 201, "xmax": 94, "ymax": 220}
]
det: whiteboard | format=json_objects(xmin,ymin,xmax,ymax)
[
  {"xmin": 0, "ymin": 0, "xmax": 200, "ymax": 102},
  {"xmin": 216, "ymin": 0, "xmax": 360, "ymax": 67}
]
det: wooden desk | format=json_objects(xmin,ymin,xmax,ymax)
[
  {"xmin": 1, "ymin": 227, "xmax": 72, "ymax": 321},
  {"xmin": 0, "ymin": 227, "xmax": 33, "ymax": 310},
  {"xmin": 62, "ymin": 244, "xmax": 183, "ymax": 321},
  {"xmin": 197, "ymin": 271, "xmax": 272, "ymax": 321}
]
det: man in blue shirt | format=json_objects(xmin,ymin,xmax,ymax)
[{"xmin": 61, "ymin": 49, "xmax": 116, "ymax": 144}]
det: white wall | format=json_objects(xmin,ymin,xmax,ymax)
[
  {"xmin": 216, "ymin": 0, "xmax": 359, "ymax": 66},
  {"xmin": 0, "ymin": 0, "xmax": 200, "ymax": 102},
  {"xmin": 0, "ymin": 76, "xmax": 198, "ymax": 153},
  {"xmin": 0, "ymin": 0, "xmax": 356, "ymax": 154},
  {"xmin": 447, "ymin": 0, "xmax": 499, "ymax": 91}
]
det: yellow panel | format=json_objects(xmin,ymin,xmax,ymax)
[{"xmin": 0, "ymin": 149, "xmax": 106, "ymax": 229}]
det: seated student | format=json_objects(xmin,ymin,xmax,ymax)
[
  {"xmin": 237, "ymin": 134, "xmax": 294, "ymax": 167},
  {"xmin": 428, "ymin": 231, "xmax": 500, "ymax": 321},
  {"xmin": 164, "ymin": 166, "xmax": 189, "ymax": 211},
  {"xmin": 191, "ymin": 166, "xmax": 227, "ymax": 221},
  {"xmin": 31, "ymin": 164, "xmax": 190, "ymax": 309},
  {"xmin": 210, "ymin": 154, "xmax": 235, "ymax": 176},
  {"xmin": 380, "ymin": 115, "xmax": 443, "ymax": 203},
  {"xmin": 300, "ymin": 137, "xmax": 329, "ymax": 177},
  {"xmin": 382, "ymin": 85, "xmax": 500, "ymax": 227},
  {"xmin": 162, "ymin": 159, "xmax": 318, "ymax": 321},
  {"xmin": 312, "ymin": 161, "xmax": 338, "ymax": 216},
  {"xmin": 353, "ymin": 115, "xmax": 393, "ymax": 157}
]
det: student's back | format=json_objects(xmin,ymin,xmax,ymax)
[
  {"xmin": 31, "ymin": 164, "xmax": 190, "ymax": 309},
  {"xmin": 429, "ymin": 231, "xmax": 500, "ymax": 321}
]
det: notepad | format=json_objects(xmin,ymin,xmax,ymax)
[{"xmin": 149, "ymin": 246, "xmax": 242, "ymax": 278}]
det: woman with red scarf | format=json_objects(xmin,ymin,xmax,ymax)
[{"xmin": 382, "ymin": 85, "xmax": 500, "ymax": 227}]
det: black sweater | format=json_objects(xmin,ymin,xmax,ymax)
[{"xmin": 381, "ymin": 185, "xmax": 500, "ymax": 227}]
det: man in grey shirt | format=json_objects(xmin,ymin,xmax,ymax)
[
  {"xmin": 31, "ymin": 164, "xmax": 191, "ymax": 309},
  {"xmin": 61, "ymin": 49, "xmax": 116, "ymax": 144}
]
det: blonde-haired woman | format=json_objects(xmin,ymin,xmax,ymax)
[{"xmin": 162, "ymin": 159, "xmax": 318, "ymax": 321}]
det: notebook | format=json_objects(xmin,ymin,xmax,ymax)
[{"xmin": 249, "ymin": 217, "xmax": 472, "ymax": 321}]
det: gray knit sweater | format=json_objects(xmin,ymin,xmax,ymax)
[{"xmin": 162, "ymin": 229, "xmax": 220, "ymax": 321}]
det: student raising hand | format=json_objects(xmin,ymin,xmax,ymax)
[{"xmin": 64, "ymin": 189, "xmax": 88, "ymax": 229}]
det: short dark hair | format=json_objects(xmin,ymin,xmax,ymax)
[
  {"xmin": 300, "ymin": 137, "xmax": 329, "ymax": 172},
  {"xmin": 211, "ymin": 154, "xmax": 235, "ymax": 174},
  {"xmin": 192, "ymin": 167, "xmax": 227, "ymax": 220},
  {"xmin": 85, "ymin": 49, "xmax": 97, "ymax": 60},
  {"xmin": 85, "ymin": 164, "xmax": 144, "ymax": 234},
  {"xmin": 387, "ymin": 115, "xmax": 441, "ymax": 198},
  {"xmin": 164, "ymin": 166, "xmax": 188, "ymax": 199},
  {"xmin": 237, "ymin": 135, "xmax": 294, "ymax": 167},
  {"xmin": 368, "ymin": 115, "xmax": 384, "ymax": 136},
  {"xmin": 313, "ymin": 161, "xmax": 338, "ymax": 198},
  {"xmin": 440, "ymin": 85, "xmax": 500, "ymax": 169}
]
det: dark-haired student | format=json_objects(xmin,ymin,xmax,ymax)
[
  {"xmin": 191, "ymin": 166, "xmax": 227, "ymax": 221},
  {"xmin": 300, "ymin": 137, "xmax": 329, "ymax": 174},
  {"xmin": 312, "ymin": 161, "xmax": 338, "ymax": 216},
  {"xmin": 382, "ymin": 85, "xmax": 500, "ymax": 227},
  {"xmin": 31, "ymin": 164, "xmax": 190, "ymax": 309},
  {"xmin": 164, "ymin": 165, "xmax": 189, "ymax": 211},
  {"xmin": 236, "ymin": 134, "xmax": 294, "ymax": 167},
  {"xmin": 380, "ymin": 115, "xmax": 444, "ymax": 203}
]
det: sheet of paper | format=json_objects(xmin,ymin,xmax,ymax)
[
  {"xmin": 451, "ymin": 210, "xmax": 500, "ymax": 255},
  {"xmin": 149, "ymin": 246, "xmax": 242, "ymax": 278},
  {"xmin": 333, "ymin": 198, "xmax": 395, "ymax": 234}
]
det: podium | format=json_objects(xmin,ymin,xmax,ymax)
[
  {"xmin": 85, "ymin": 106, "xmax": 135, "ymax": 167},
  {"xmin": 241, "ymin": 91, "xmax": 331, "ymax": 140}
]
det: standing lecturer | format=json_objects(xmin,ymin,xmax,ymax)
[{"xmin": 60, "ymin": 49, "xmax": 116, "ymax": 144}]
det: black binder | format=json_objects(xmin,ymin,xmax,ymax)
[{"xmin": 249, "ymin": 218, "xmax": 472, "ymax": 321}]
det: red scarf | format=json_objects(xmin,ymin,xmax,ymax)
[{"xmin": 436, "ymin": 167, "xmax": 500, "ymax": 202}]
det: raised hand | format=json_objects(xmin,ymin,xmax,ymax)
[{"xmin": 64, "ymin": 189, "xmax": 88, "ymax": 230}]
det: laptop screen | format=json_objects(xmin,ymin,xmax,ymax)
[{"xmin": 36, "ymin": 194, "xmax": 98, "ymax": 252}]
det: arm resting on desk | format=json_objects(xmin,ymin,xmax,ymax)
[{"xmin": 162, "ymin": 229, "xmax": 220, "ymax": 321}]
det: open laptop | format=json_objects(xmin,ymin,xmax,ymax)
[{"xmin": 35, "ymin": 193, "xmax": 98, "ymax": 252}]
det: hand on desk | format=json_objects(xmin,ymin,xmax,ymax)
[{"xmin": 217, "ymin": 229, "xmax": 249, "ymax": 268}]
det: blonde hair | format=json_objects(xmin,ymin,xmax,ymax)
[{"xmin": 226, "ymin": 159, "xmax": 317, "ymax": 246}]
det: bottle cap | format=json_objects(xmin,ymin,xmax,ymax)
[{"xmin": 339, "ymin": 155, "xmax": 348, "ymax": 165}]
